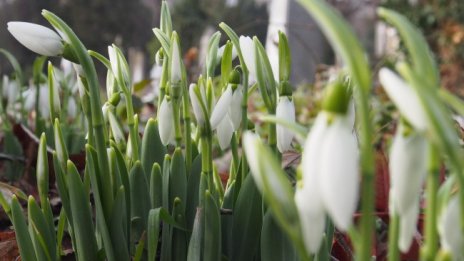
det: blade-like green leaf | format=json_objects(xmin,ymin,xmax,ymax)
[
  {"xmin": 253, "ymin": 37, "xmax": 275, "ymax": 111},
  {"xmin": 230, "ymin": 174, "xmax": 262, "ymax": 261},
  {"xmin": 148, "ymin": 208, "xmax": 161, "ymax": 261},
  {"xmin": 169, "ymin": 148, "xmax": 187, "ymax": 214},
  {"xmin": 203, "ymin": 191, "xmax": 221, "ymax": 261},
  {"xmin": 278, "ymin": 32, "xmax": 291, "ymax": 83},
  {"xmin": 141, "ymin": 118, "xmax": 166, "ymax": 180},
  {"xmin": 88, "ymin": 50, "xmax": 112, "ymax": 71},
  {"xmin": 150, "ymin": 163, "xmax": 163, "ymax": 209},
  {"xmin": 160, "ymin": 1, "xmax": 172, "ymax": 36},
  {"xmin": 377, "ymin": 7, "xmax": 438, "ymax": 87},
  {"xmin": 171, "ymin": 198, "xmax": 187, "ymax": 261},
  {"xmin": 109, "ymin": 186, "xmax": 130, "ymax": 260},
  {"xmin": 129, "ymin": 161, "xmax": 151, "ymax": 242},
  {"xmin": 221, "ymin": 41, "xmax": 233, "ymax": 87},
  {"xmin": 187, "ymin": 208, "xmax": 203, "ymax": 261},
  {"xmin": 0, "ymin": 48, "xmax": 24, "ymax": 84},
  {"xmin": 37, "ymin": 133, "xmax": 49, "ymax": 205},
  {"xmin": 206, "ymin": 32, "xmax": 221, "ymax": 78},
  {"xmin": 67, "ymin": 161, "xmax": 98, "ymax": 261},
  {"xmin": 153, "ymin": 28, "xmax": 171, "ymax": 57},
  {"xmin": 261, "ymin": 211, "xmax": 298, "ymax": 261},
  {"xmin": 219, "ymin": 22, "xmax": 248, "ymax": 74},
  {"xmin": 186, "ymin": 155, "xmax": 202, "ymax": 230},
  {"xmin": 28, "ymin": 196, "xmax": 55, "ymax": 261},
  {"xmin": 11, "ymin": 196, "xmax": 37, "ymax": 261}
]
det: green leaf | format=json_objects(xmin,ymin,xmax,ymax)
[
  {"xmin": 109, "ymin": 186, "xmax": 130, "ymax": 260},
  {"xmin": 53, "ymin": 119, "xmax": 69, "ymax": 168},
  {"xmin": 204, "ymin": 191, "xmax": 221, "ymax": 261},
  {"xmin": 221, "ymin": 41, "xmax": 233, "ymax": 87},
  {"xmin": 28, "ymin": 196, "xmax": 55, "ymax": 261},
  {"xmin": 141, "ymin": 118, "xmax": 166, "ymax": 179},
  {"xmin": 150, "ymin": 163, "xmax": 163, "ymax": 209},
  {"xmin": 221, "ymin": 181, "xmax": 235, "ymax": 257},
  {"xmin": 186, "ymin": 155, "xmax": 202, "ymax": 230},
  {"xmin": 278, "ymin": 32, "xmax": 291, "ymax": 82},
  {"xmin": 160, "ymin": 1, "xmax": 172, "ymax": 36},
  {"xmin": 110, "ymin": 141, "xmax": 131, "ymax": 235},
  {"xmin": 261, "ymin": 211, "xmax": 298, "ymax": 261},
  {"xmin": 440, "ymin": 89, "xmax": 464, "ymax": 116},
  {"xmin": 231, "ymin": 174, "xmax": 262, "ymax": 261},
  {"xmin": 2, "ymin": 129, "xmax": 24, "ymax": 181},
  {"xmin": 161, "ymin": 155, "xmax": 172, "ymax": 261},
  {"xmin": 148, "ymin": 208, "xmax": 161, "ymax": 261},
  {"xmin": 187, "ymin": 208, "xmax": 203, "ymax": 261},
  {"xmin": 52, "ymin": 153, "xmax": 72, "ymax": 226},
  {"xmin": 377, "ymin": 7, "xmax": 438, "ymax": 87},
  {"xmin": 129, "ymin": 161, "xmax": 151, "ymax": 242},
  {"xmin": 88, "ymin": 50, "xmax": 112, "ymax": 71},
  {"xmin": 171, "ymin": 198, "xmax": 187, "ymax": 261},
  {"xmin": 153, "ymin": 28, "xmax": 171, "ymax": 58},
  {"xmin": 206, "ymin": 32, "xmax": 221, "ymax": 78},
  {"xmin": 11, "ymin": 196, "xmax": 37, "ymax": 261},
  {"xmin": 297, "ymin": 0, "xmax": 371, "ymax": 93},
  {"xmin": 258, "ymin": 114, "xmax": 307, "ymax": 142},
  {"xmin": 253, "ymin": 37, "xmax": 277, "ymax": 109},
  {"xmin": 32, "ymin": 56, "xmax": 47, "ymax": 85},
  {"xmin": 37, "ymin": 133, "xmax": 49, "ymax": 205},
  {"xmin": 56, "ymin": 209, "xmax": 67, "ymax": 256},
  {"xmin": 219, "ymin": 22, "xmax": 248, "ymax": 74},
  {"xmin": 243, "ymin": 133, "xmax": 308, "ymax": 259},
  {"xmin": 66, "ymin": 161, "xmax": 98, "ymax": 261},
  {"xmin": 169, "ymin": 148, "xmax": 187, "ymax": 214}
]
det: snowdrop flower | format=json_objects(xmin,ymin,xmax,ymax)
[
  {"xmin": 216, "ymin": 116, "xmax": 234, "ymax": 150},
  {"xmin": 388, "ymin": 124, "xmax": 427, "ymax": 252},
  {"xmin": 2, "ymin": 76, "xmax": 19, "ymax": 105},
  {"xmin": 378, "ymin": 68, "xmax": 428, "ymax": 132},
  {"xmin": 228, "ymin": 85, "xmax": 242, "ymax": 130},
  {"xmin": 108, "ymin": 45, "xmax": 130, "ymax": 88},
  {"xmin": 438, "ymin": 196, "xmax": 464, "ymax": 260},
  {"xmin": 216, "ymin": 44, "xmax": 238, "ymax": 61},
  {"xmin": 158, "ymin": 97, "xmax": 175, "ymax": 146},
  {"xmin": 389, "ymin": 125, "xmax": 427, "ymax": 215},
  {"xmin": 67, "ymin": 97, "xmax": 77, "ymax": 120},
  {"xmin": 24, "ymin": 84, "xmax": 50, "ymax": 118},
  {"xmin": 210, "ymin": 85, "xmax": 233, "ymax": 129},
  {"xmin": 239, "ymin": 36, "xmax": 257, "ymax": 84},
  {"xmin": 298, "ymin": 79, "xmax": 359, "ymax": 246},
  {"xmin": 8, "ymin": 22, "xmax": 64, "ymax": 57},
  {"xmin": 170, "ymin": 33, "xmax": 182, "ymax": 85},
  {"xmin": 189, "ymin": 84, "xmax": 205, "ymax": 125},
  {"xmin": 276, "ymin": 96, "xmax": 295, "ymax": 152}
]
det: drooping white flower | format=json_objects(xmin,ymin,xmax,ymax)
[
  {"xmin": 7, "ymin": 22, "xmax": 64, "ymax": 56},
  {"xmin": 398, "ymin": 199, "xmax": 420, "ymax": 253},
  {"xmin": 170, "ymin": 36, "xmax": 182, "ymax": 84},
  {"xmin": 24, "ymin": 84, "xmax": 50, "ymax": 118},
  {"xmin": 239, "ymin": 36, "xmax": 257, "ymax": 84},
  {"xmin": 276, "ymin": 96, "xmax": 295, "ymax": 152},
  {"xmin": 298, "ymin": 112, "xmax": 330, "ymax": 253},
  {"xmin": 319, "ymin": 115, "xmax": 359, "ymax": 231},
  {"xmin": 189, "ymin": 84, "xmax": 205, "ymax": 125},
  {"xmin": 108, "ymin": 45, "xmax": 130, "ymax": 88},
  {"xmin": 389, "ymin": 126, "xmax": 427, "ymax": 216},
  {"xmin": 438, "ymin": 196, "xmax": 464, "ymax": 260},
  {"xmin": 67, "ymin": 97, "xmax": 77, "ymax": 120},
  {"xmin": 378, "ymin": 68, "xmax": 428, "ymax": 132},
  {"xmin": 158, "ymin": 97, "xmax": 175, "ymax": 146},
  {"xmin": 216, "ymin": 116, "xmax": 234, "ymax": 150},
  {"xmin": 228, "ymin": 87, "xmax": 242, "ymax": 130},
  {"xmin": 210, "ymin": 85, "xmax": 233, "ymax": 129}
]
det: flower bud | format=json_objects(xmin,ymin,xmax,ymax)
[
  {"xmin": 276, "ymin": 96, "xmax": 295, "ymax": 152},
  {"xmin": 189, "ymin": 83, "xmax": 205, "ymax": 125},
  {"xmin": 8, "ymin": 22, "xmax": 64, "ymax": 56},
  {"xmin": 158, "ymin": 97, "xmax": 175, "ymax": 146},
  {"xmin": 378, "ymin": 68, "xmax": 428, "ymax": 132},
  {"xmin": 170, "ymin": 32, "xmax": 182, "ymax": 85},
  {"xmin": 210, "ymin": 84, "xmax": 233, "ymax": 129},
  {"xmin": 322, "ymin": 79, "xmax": 351, "ymax": 115},
  {"xmin": 239, "ymin": 36, "xmax": 256, "ymax": 79}
]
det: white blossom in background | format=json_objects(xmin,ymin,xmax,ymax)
[
  {"xmin": 239, "ymin": 36, "xmax": 257, "ymax": 84},
  {"xmin": 158, "ymin": 97, "xmax": 175, "ymax": 146},
  {"xmin": 210, "ymin": 85, "xmax": 233, "ymax": 129},
  {"xmin": 379, "ymin": 68, "xmax": 428, "ymax": 132},
  {"xmin": 7, "ymin": 22, "xmax": 64, "ymax": 56},
  {"xmin": 438, "ymin": 196, "xmax": 464, "ymax": 260},
  {"xmin": 266, "ymin": 0, "xmax": 289, "ymax": 82},
  {"xmin": 67, "ymin": 97, "xmax": 77, "ymax": 120},
  {"xmin": 388, "ymin": 125, "xmax": 427, "ymax": 252},
  {"xmin": 23, "ymin": 84, "xmax": 50, "ymax": 118},
  {"xmin": 189, "ymin": 84, "xmax": 205, "ymax": 125},
  {"xmin": 276, "ymin": 96, "xmax": 295, "ymax": 152}
]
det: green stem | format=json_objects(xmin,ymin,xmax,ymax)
[
  {"xmin": 182, "ymin": 81, "xmax": 192, "ymax": 173},
  {"xmin": 240, "ymin": 72, "xmax": 249, "ymax": 180},
  {"xmin": 172, "ymin": 98, "xmax": 182, "ymax": 147},
  {"xmin": 420, "ymin": 147, "xmax": 440, "ymax": 260},
  {"xmin": 42, "ymin": 10, "xmax": 113, "ymax": 216},
  {"xmin": 157, "ymin": 58, "xmax": 169, "ymax": 112},
  {"xmin": 388, "ymin": 213, "xmax": 400, "ymax": 261},
  {"xmin": 355, "ymin": 88, "xmax": 376, "ymax": 261}
]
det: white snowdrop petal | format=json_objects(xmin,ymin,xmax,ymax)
[
  {"xmin": 189, "ymin": 84, "xmax": 205, "ymax": 125},
  {"xmin": 67, "ymin": 97, "xmax": 77, "ymax": 119},
  {"xmin": 398, "ymin": 199, "xmax": 420, "ymax": 253},
  {"xmin": 295, "ymin": 188, "xmax": 326, "ymax": 254},
  {"xmin": 389, "ymin": 129, "xmax": 427, "ymax": 215},
  {"xmin": 378, "ymin": 68, "xmax": 428, "ymax": 132},
  {"xmin": 239, "ymin": 36, "xmax": 256, "ymax": 77},
  {"xmin": 276, "ymin": 97, "xmax": 295, "ymax": 152},
  {"xmin": 210, "ymin": 85, "xmax": 233, "ymax": 129},
  {"xmin": 438, "ymin": 197, "xmax": 464, "ymax": 260},
  {"xmin": 171, "ymin": 40, "xmax": 182, "ymax": 83},
  {"xmin": 8, "ymin": 22, "xmax": 63, "ymax": 56},
  {"xmin": 158, "ymin": 98, "xmax": 174, "ymax": 146},
  {"xmin": 319, "ymin": 116, "xmax": 359, "ymax": 231},
  {"xmin": 228, "ymin": 87, "xmax": 243, "ymax": 130},
  {"xmin": 38, "ymin": 85, "xmax": 50, "ymax": 118},
  {"xmin": 108, "ymin": 110, "xmax": 125, "ymax": 143},
  {"xmin": 216, "ymin": 116, "xmax": 234, "ymax": 150},
  {"xmin": 23, "ymin": 88, "xmax": 36, "ymax": 111}
]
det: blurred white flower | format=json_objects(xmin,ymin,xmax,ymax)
[
  {"xmin": 438, "ymin": 196, "xmax": 464, "ymax": 260},
  {"xmin": 67, "ymin": 97, "xmax": 77, "ymax": 120},
  {"xmin": 276, "ymin": 96, "xmax": 295, "ymax": 152},
  {"xmin": 216, "ymin": 44, "xmax": 238, "ymax": 61},
  {"xmin": 398, "ymin": 199, "xmax": 420, "ymax": 253},
  {"xmin": 216, "ymin": 116, "xmax": 234, "ymax": 150},
  {"xmin": 23, "ymin": 84, "xmax": 50, "ymax": 118},
  {"xmin": 378, "ymin": 68, "xmax": 428, "ymax": 132},
  {"xmin": 158, "ymin": 97, "xmax": 175, "ymax": 146},
  {"xmin": 108, "ymin": 45, "xmax": 130, "ymax": 88},
  {"xmin": 8, "ymin": 22, "xmax": 64, "ymax": 56},
  {"xmin": 210, "ymin": 85, "xmax": 233, "ymax": 129},
  {"xmin": 239, "ymin": 36, "xmax": 257, "ymax": 84},
  {"xmin": 228, "ymin": 86, "xmax": 242, "ymax": 130}
]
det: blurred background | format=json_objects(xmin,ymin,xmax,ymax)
[{"xmin": 0, "ymin": 0, "xmax": 463, "ymax": 91}]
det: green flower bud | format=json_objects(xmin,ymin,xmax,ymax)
[
  {"xmin": 322, "ymin": 79, "xmax": 351, "ymax": 114},
  {"xmin": 228, "ymin": 69, "xmax": 241, "ymax": 85}
]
